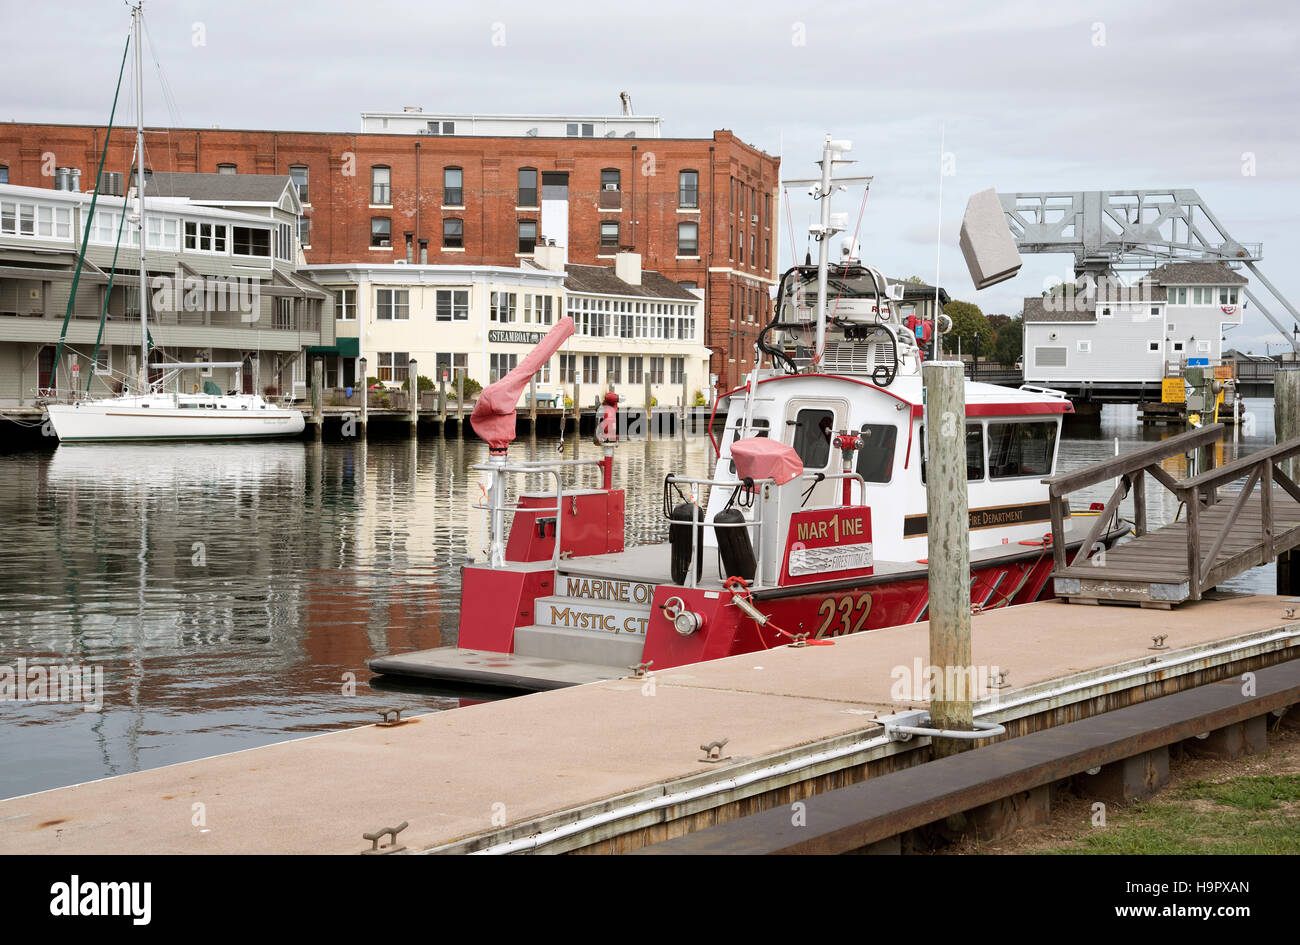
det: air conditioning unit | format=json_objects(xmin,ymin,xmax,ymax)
[
  {"xmin": 394, "ymin": 259, "xmax": 408, "ymax": 265},
  {"xmin": 604, "ymin": 183, "xmax": 618, "ymax": 191},
  {"xmin": 751, "ymin": 214, "xmax": 759, "ymax": 223}
]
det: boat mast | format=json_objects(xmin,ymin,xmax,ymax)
[
  {"xmin": 133, "ymin": 2, "xmax": 148, "ymax": 394},
  {"xmin": 813, "ymin": 136, "xmax": 834, "ymax": 370}
]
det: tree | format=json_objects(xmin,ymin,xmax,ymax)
[
  {"xmin": 993, "ymin": 315, "xmax": 1024, "ymax": 367},
  {"xmin": 986, "ymin": 313, "xmax": 1011, "ymax": 333},
  {"xmin": 941, "ymin": 300, "xmax": 991, "ymax": 356}
]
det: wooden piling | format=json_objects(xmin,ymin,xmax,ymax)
[
  {"xmin": 529, "ymin": 377, "xmax": 537, "ymax": 428},
  {"xmin": 311, "ymin": 357, "xmax": 323, "ymax": 439},
  {"xmin": 456, "ymin": 371, "xmax": 464, "ymax": 437},
  {"xmin": 408, "ymin": 360, "xmax": 419, "ymax": 433},
  {"xmin": 438, "ymin": 376, "xmax": 447, "ymax": 430},
  {"xmin": 644, "ymin": 374, "xmax": 652, "ymax": 436},
  {"xmin": 1276, "ymin": 369, "xmax": 1300, "ymax": 594},
  {"xmin": 923, "ymin": 361, "xmax": 973, "ymax": 755},
  {"xmin": 574, "ymin": 381, "xmax": 581, "ymax": 435},
  {"xmin": 358, "ymin": 356, "xmax": 368, "ymax": 434}
]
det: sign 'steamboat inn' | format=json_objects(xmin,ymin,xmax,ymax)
[{"xmin": 370, "ymin": 137, "xmax": 1129, "ymax": 690}]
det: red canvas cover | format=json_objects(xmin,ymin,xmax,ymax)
[
  {"xmin": 730, "ymin": 436, "xmax": 803, "ymax": 485},
  {"xmin": 471, "ymin": 317, "xmax": 576, "ymax": 452}
]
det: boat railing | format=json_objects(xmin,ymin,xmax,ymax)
[
  {"xmin": 471, "ymin": 457, "xmax": 606, "ymax": 568},
  {"xmin": 664, "ymin": 474, "xmax": 775, "ymax": 589}
]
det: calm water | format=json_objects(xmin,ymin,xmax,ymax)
[{"xmin": 0, "ymin": 400, "xmax": 1279, "ymax": 799}]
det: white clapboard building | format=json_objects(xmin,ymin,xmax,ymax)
[{"xmin": 1023, "ymin": 262, "xmax": 1246, "ymax": 397}]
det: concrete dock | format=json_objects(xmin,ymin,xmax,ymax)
[{"xmin": 2, "ymin": 595, "xmax": 1296, "ymax": 854}]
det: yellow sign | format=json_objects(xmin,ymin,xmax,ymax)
[
  {"xmin": 1213, "ymin": 365, "xmax": 1234, "ymax": 381},
  {"xmin": 1162, "ymin": 378, "xmax": 1186, "ymax": 404}
]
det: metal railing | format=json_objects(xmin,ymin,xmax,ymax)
[{"xmin": 473, "ymin": 457, "xmax": 606, "ymax": 568}]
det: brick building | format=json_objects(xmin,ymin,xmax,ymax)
[{"xmin": 0, "ymin": 118, "xmax": 780, "ymax": 390}]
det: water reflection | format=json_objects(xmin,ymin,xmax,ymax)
[{"xmin": 0, "ymin": 400, "xmax": 1277, "ymax": 798}]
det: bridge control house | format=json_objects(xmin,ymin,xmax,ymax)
[{"xmin": 1022, "ymin": 261, "xmax": 1247, "ymax": 400}]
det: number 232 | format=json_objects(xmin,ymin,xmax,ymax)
[{"xmin": 816, "ymin": 593, "xmax": 872, "ymax": 638}]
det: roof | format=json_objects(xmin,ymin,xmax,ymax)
[
  {"xmin": 563, "ymin": 263, "xmax": 698, "ymax": 301},
  {"xmin": 887, "ymin": 278, "xmax": 951, "ymax": 306},
  {"xmin": 147, "ymin": 171, "xmax": 295, "ymax": 205},
  {"xmin": 1023, "ymin": 296, "xmax": 1096, "ymax": 323},
  {"xmin": 1148, "ymin": 261, "xmax": 1248, "ymax": 286}
]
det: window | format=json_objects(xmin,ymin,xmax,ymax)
[
  {"xmin": 37, "ymin": 205, "xmax": 74, "ymax": 240},
  {"xmin": 670, "ymin": 357, "xmax": 684, "ymax": 384},
  {"xmin": 184, "ymin": 220, "xmax": 227, "ymax": 252},
  {"xmin": 231, "ymin": 226, "xmax": 271, "ymax": 257},
  {"xmin": 677, "ymin": 222, "xmax": 698, "ymax": 256},
  {"xmin": 792, "ymin": 408, "xmax": 835, "ymax": 470},
  {"xmin": 1221, "ymin": 287, "xmax": 1239, "ymax": 305},
  {"xmin": 601, "ymin": 168, "xmax": 620, "ymax": 191},
  {"xmin": 517, "ymin": 220, "xmax": 537, "ymax": 254},
  {"xmin": 370, "ymin": 217, "xmax": 391, "ymax": 248},
  {"xmin": 435, "ymin": 289, "xmax": 469, "ymax": 321},
  {"xmin": 0, "ymin": 165, "xmax": 7, "ymax": 184},
  {"xmin": 678, "ymin": 170, "xmax": 699, "ymax": 208},
  {"xmin": 855, "ymin": 424, "xmax": 898, "ymax": 483},
  {"xmin": 647, "ymin": 356, "xmax": 665, "ymax": 384},
  {"xmin": 443, "ymin": 167, "xmax": 463, "ymax": 206},
  {"xmin": 426, "ymin": 121, "xmax": 455, "ymax": 135},
  {"xmin": 376, "ymin": 288, "xmax": 409, "ymax": 320},
  {"xmin": 1198, "ymin": 340, "xmax": 1211, "ymax": 353},
  {"xmin": 490, "ymin": 353, "xmax": 518, "ymax": 383},
  {"xmin": 559, "ymin": 353, "xmax": 576, "ymax": 383},
  {"xmin": 274, "ymin": 298, "xmax": 293, "ymax": 330},
  {"xmin": 566, "ymin": 123, "xmax": 594, "ymax": 137},
  {"xmin": 582, "ymin": 355, "xmax": 600, "ymax": 385},
  {"xmin": 289, "ymin": 165, "xmax": 309, "ymax": 203},
  {"xmin": 1172, "ymin": 341, "xmax": 1184, "ymax": 352},
  {"xmin": 443, "ymin": 218, "xmax": 464, "ymax": 249},
  {"xmin": 276, "ymin": 222, "xmax": 293, "ymax": 261},
  {"xmin": 299, "ymin": 216, "xmax": 311, "ymax": 247},
  {"xmin": 518, "ymin": 168, "xmax": 538, "ymax": 207},
  {"xmin": 533, "ymin": 358, "xmax": 551, "ymax": 384},
  {"xmin": 1151, "ymin": 306, "xmax": 1160, "ymax": 317},
  {"xmin": 94, "ymin": 346, "xmax": 110, "ymax": 375},
  {"xmin": 1170, "ymin": 287, "xmax": 1187, "ymax": 305},
  {"xmin": 606, "ymin": 355, "xmax": 622, "ymax": 384},
  {"xmin": 1077, "ymin": 340, "xmax": 1091, "ymax": 353},
  {"xmin": 627, "ymin": 356, "xmax": 643, "ymax": 384},
  {"xmin": 599, "ymin": 221, "xmax": 619, "ymax": 250},
  {"xmin": 1149, "ymin": 341, "xmax": 1160, "ymax": 352},
  {"xmin": 599, "ymin": 168, "xmax": 620, "ymax": 209},
  {"xmin": 435, "ymin": 352, "xmax": 468, "ymax": 381},
  {"xmin": 987, "ymin": 422, "xmax": 1058, "ymax": 479},
  {"xmin": 216, "ymin": 163, "xmax": 237, "ymax": 174},
  {"xmin": 371, "ymin": 166, "xmax": 391, "ymax": 205},
  {"xmin": 490, "ymin": 291, "xmax": 517, "ymax": 322},
  {"xmin": 337, "ymin": 287, "xmax": 357, "ymax": 321},
  {"xmin": 378, "ymin": 351, "xmax": 408, "ymax": 383},
  {"xmin": 920, "ymin": 424, "xmax": 985, "ymax": 483}
]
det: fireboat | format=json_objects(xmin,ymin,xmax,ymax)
[{"xmin": 369, "ymin": 137, "xmax": 1129, "ymax": 690}]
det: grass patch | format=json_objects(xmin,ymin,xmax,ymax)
[{"xmin": 1039, "ymin": 774, "xmax": 1300, "ymax": 855}]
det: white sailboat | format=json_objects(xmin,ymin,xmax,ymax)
[{"xmin": 45, "ymin": 3, "xmax": 304, "ymax": 444}]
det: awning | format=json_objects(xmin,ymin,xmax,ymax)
[{"xmin": 306, "ymin": 337, "xmax": 360, "ymax": 357}]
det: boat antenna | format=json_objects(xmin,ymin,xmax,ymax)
[
  {"xmin": 132, "ymin": 1, "xmax": 149, "ymax": 394},
  {"xmin": 931, "ymin": 122, "xmax": 945, "ymax": 363}
]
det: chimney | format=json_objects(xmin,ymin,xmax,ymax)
[
  {"xmin": 614, "ymin": 251, "xmax": 641, "ymax": 286},
  {"xmin": 533, "ymin": 242, "xmax": 567, "ymax": 271}
]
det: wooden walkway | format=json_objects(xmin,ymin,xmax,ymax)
[{"xmin": 1047, "ymin": 424, "xmax": 1300, "ymax": 606}]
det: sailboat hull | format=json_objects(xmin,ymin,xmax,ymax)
[{"xmin": 46, "ymin": 399, "xmax": 305, "ymax": 442}]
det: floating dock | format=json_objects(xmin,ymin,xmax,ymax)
[{"xmin": 1, "ymin": 595, "xmax": 1296, "ymax": 855}]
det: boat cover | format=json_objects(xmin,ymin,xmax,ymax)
[
  {"xmin": 731, "ymin": 437, "xmax": 803, "ymax": 485},
  {"xmin": 471, "ymin": 317, "xmax": 576, "ymax": 452}
]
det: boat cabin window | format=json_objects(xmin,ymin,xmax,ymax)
[
  {"xmin": 791, "ymin": 408, "xmax": 834, "ymax": 470},
  {"xmin": 855, "ymin": 423, "xmax": 898, "ymax": 483},
  {"xmin": 727, "ymin": 418, "xmax": 769, "ymax": 474},
  {"xmin": 920, "ymin": 424, "xmax": 985, "ymax": 483},
  {"xmin": 987, "ymin": 421, "xmax": 1058, "ymax": 479}
]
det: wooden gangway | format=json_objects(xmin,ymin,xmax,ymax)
[{"xmin": 1045, "ymin": 424, "xmax": 1300, "ymax": 607}]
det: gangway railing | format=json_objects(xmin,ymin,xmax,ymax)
[{"xmin": 473, "ymin": 457, "xmax": 606, "ymax": 568}]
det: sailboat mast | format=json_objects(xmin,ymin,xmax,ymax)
[{"xmin": 133, "ymin": 2, "xmax": 148, "ymax": 393}]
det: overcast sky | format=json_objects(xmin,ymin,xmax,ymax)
[{"xmin": 5, "ymin": 0, "xmax": 1298, "ymax": 353}]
